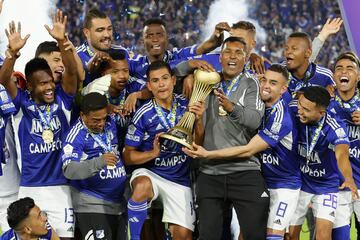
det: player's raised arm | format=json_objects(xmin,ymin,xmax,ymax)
[
  {"xmin": 45, "ymin": 9, "xmax": 78, "ymax": 95},
  {"xmin": 196, "ymin": 22, "xmax": 231, "ymax": 54},
  {"xmin": 0, "ymin": 21, "xmax": 30, "ymax": 99}
]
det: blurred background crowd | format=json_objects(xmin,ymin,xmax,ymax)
[{"xmin": 57, "ymin": 0, "xmax": 349, "ymax": 68}]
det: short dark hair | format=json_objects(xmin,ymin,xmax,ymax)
[
  {"xmin": 35, "ymin": 41, "xmax": 60, "ymax": 57},
  {"xmin": 83, "ymin": 8, "xmax": 108, "ymax": 29},
  {"xmin": 146, "ymin": 61, "xmax": 172, "ymax": 80},
  {"xmin": 222, "ymin": 36, "xmax": 247, "ymax": 49},
  {"xmin": 24, "ymin": 58, "xmax": 52, "ymax": 80},
  {"xmin": 301, "ymin": 86, "xmax": 331, "ymax": 109},
  {"xmin": 98, "ymin": 49, "xmax": 127, "ymax": 73},
  {"xmin": 288, "ymin": 32, "xmax": 312, "ymax": 48},
  {"xmin": 268, "ymin": 64, "xmax": 289, "ymax": 82},
  {"xmin": 81, "ymin": 92, "xmax": 108, "ymax": 114},
  {"xmin": 7, "ymin": 197, "xmax": 35, "ymax": 229},
  {"xmin": 335, "ymin": 51, "xmax": 360, "ymax": 68},
  {"xmin": 144, "ymin": 18, "xmax": 166, "ymax": 28},
  {"xmin": 232, "ymin": 21, "xmax": 256, "ymax": 34}
]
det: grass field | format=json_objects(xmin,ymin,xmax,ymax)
[{"xmin": 300, "ymin": 215, "xmax": 358, "ymax": 239}]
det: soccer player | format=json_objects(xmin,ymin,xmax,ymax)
[
  {"xmin": 288, "ymin": 86, "xmax": 357, "ymax": 240},
  {"xmin": 123, "ymin": 60, "xmax": 205, "ymax": 240},
  {"xmin": 0, "ymin": 197, "xmax": 60, "ymax": 240},
  {"xmin": 183, "ymin": 64, "xmax": 300, "ymax": 240},
  {"xmin": 60, "ymin": 92, "xmax": 127, "ymax": 240},
  {"xmin": 328, "ymin": 51, "xmax": 360, "ymax": 239},
  {"xmin": 0, "ymin": 83, "xmax": 19, "ymax": 232},
  {"xmin": 41, "ymin": 10, "xmax": 80, "ymax": 86},
  {"xmin": 283, "ymin": 32, "xmax": 335, "ymax": 102},
  {"xmin": 0, "ymin": 21, "xmax": 77, "ymax": 239}
]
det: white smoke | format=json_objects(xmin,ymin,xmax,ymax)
[
  {"xmin": 201, "ymin": 0, "xmax": 266, "ymax": 45},
  {"xmin": 0, "ymin": 0, "xmax": 57, "ymax": 72}
]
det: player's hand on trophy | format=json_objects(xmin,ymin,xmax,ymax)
[
  {"xmin": 5, "ymin": 21, "xmax": 30, "ymax": 56},
  {"xmin": 188, "ymin": 60, "xmax": 215, "ymax": 72},
  {"xmin": 87, "ymin": 51, "xmax": 111, "ymax": 73},
  {"xmin": 188, "ymin": 101, "xmax": 205, "ymax": 122},
  {"xmin": 352, "ymin": 111, "xmax": 360, "ymax": 125},
  {"xmin": 45, "ymin": 9, "xmax": 67, "ymax": 41},
  {"xmin": 214, "ymin": 88, "xmax": 235, "ymax": 113},
  {"xmin": 102, "ymin": 152, "xmax": 118, "ymax": 167},
  {"xmin": 318, "ymin": 18, "xmax": 343, "ymax": 42},
  {"xmin": 182, "ymin": 143, "xmax": 209, "ymax": 159}
]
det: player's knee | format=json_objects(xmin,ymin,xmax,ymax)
[
  {"xmin": 131, "ymin": 176, "xmax": 154, "ymax": 201},
  {"xmin": 169, "ymin": 224, "xmax": 192, "ymax": 240}
]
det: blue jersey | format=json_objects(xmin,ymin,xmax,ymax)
[
  {"xmin": 0, "ymin": 85, "xmax": 16, "ymax": 175},
  {"xmin": 283, "ymin": 63, "xmax": 335, "ymax": 103},
  {"xmin": 258, "ymin": 99, "xmax": 301, "ymax": 189},
  {"xmin": 128, "ymin": 45, "xmax": 198, "ymax": 81},
  {"xmin": 125, "ymin": 94, "xmax": 191, "ymax": 186},
  {"xmin": 0, "ymin": 225, "xmax": 52, "ymax": 240},
  {"xmin": 61, "ymin": 116, "xmax": 127, "ymax": 203},
  {"xmin": 76, "ymin": 41, "xmax": 129, "ymax": 86},
  {"xmin": 290, "ymin": 103, "xmax": 350, "ymax": 194},
  {"xmin": 328, "ymin": 91, "xmax": 360, "ymax": 188},
  {"xmin": 12, "ymin": 87, "xmax": 74, "ymax": 187},
  {"xmin": 0, "ymin": 56, "xmax": 3, "ymax": 66}
]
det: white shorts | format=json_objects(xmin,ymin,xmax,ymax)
[
  {"xmin": 18, "ymin": 185, "xmax": 75, "ymax": 238},
  {"xmin": 130, "ymin": 168, "xmax": 195, "ymax": 231},
  {"xmin": 267, "ymin": 188, "xmax": 300, "ymax": 231},
  {"xmin": 0, "ymin": 193, "xmax": 18, "ymax": 232},
  {"xmin": 333, "ymin": 191, "xmax": 352, "ymax": 228},
  {"xmin": 353, "ymin": 190, "xmax": 360, "ymax": 223},
  {"xmin": 290, "ymin": 191, "xmax": 338, "ymax": 226}
]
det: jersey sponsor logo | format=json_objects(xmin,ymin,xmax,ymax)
[
  {"xmin": 154, "ymin": 155, "xmax": 187, "ymax": 167},
  {"xmin": 350, "ymin": 146, "xmax": 360, "ymax": 159},
  {"xmin": 29, "ymin": 140, "xmax": 62, "ymax": 154},
  {"xmin": 99, "ymin": 165, "xmax": 126, "ymax": 179},
  {"xmin": 261, "ymin": 153, "xmax": 279, "ymax": 166},
  {"xmin": 347, "ymin": 125, "xmax": 360, "ymax": 140},
  {"xmin": 30, "ymin": 115, "xmax": 62, "ymax": 137},
  {"xmin": 300, "ymin": 165, "xmax": 326, "ymax": 177},
  {"xmin": 298, "ymin": 145, "xmax": 321, "ymax": 165}
]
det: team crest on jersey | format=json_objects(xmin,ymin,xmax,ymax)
[
  {"xmin": 96, "ymin": 229, "xmax": 105, "ymax": 239},
  {"xmin": 0, "ymin": 91, "xmax": 9, "ymax": 102},
  {"xmin": 128, "ymin": 124, "xmax": 137, "ymax": 135},
  {"xmin": 30, "ymin": 115, "xmax": 62, "ymax": 137}
]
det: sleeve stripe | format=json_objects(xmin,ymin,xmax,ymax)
[
  {"xmin": 132, "ymin": 102, "xmax": 153, "ymax": 124},
  {"xmin": 65, "ymin": 122, "xmax": 83, "ymax": 143}
]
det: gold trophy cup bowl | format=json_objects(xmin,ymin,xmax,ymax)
[{"xmin": 160, "ymin": 70, "xmax": 221, "ymax": 149}]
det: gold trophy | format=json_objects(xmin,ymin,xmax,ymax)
[{"xmin": 160, "ymin": 70, "xmax": 220, "ymax": 149}]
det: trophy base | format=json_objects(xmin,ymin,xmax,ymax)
[{"xmin": 160, "ymin": 127, "xmax": 193, "ymax": 150}]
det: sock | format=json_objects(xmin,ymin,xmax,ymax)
[
  {"xmin": 127, "ymin": 199, "xmax": 148, "ymax": 240},
  {"xmin": 332, "ymin": 225, "xmax": 350, "ymax": 240},
  {"xmin": 266, "ymin": 234, "xmax": 284, "ymax": 240}
]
